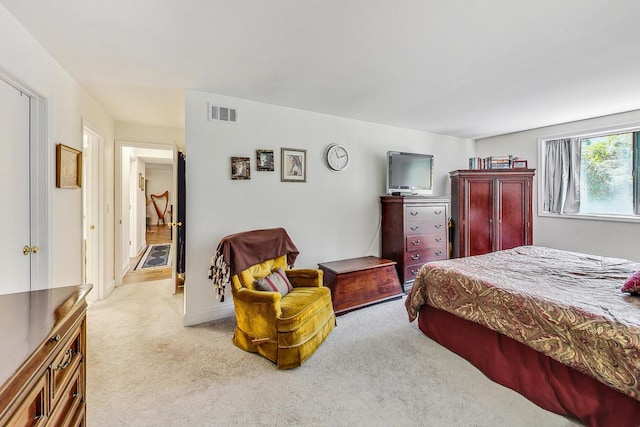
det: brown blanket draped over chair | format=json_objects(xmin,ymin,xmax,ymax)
[{"xmin": 209, "ymin": 228, "xmax": 299, "ymax": 301}]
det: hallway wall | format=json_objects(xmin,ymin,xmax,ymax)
[{"xmin": 1, "ymin": 3, "xmax": 115, "ymax": 296}]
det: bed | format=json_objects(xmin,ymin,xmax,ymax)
[{"xmin": 405, "ymin": 246, "xmax": 640, "ymax": 427}]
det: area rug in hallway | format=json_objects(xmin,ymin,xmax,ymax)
[{"xmin": 135, "ymin": 243, "xmax": 172, "ymax": 270}]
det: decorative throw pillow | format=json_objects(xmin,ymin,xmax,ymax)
[
  {"xmin": 622, "ymin": 271, "xmax": 640, "ymax": 295},
  {"xmin": 254, "ymin": 268, "xmax": 293, "ymax": 296}
]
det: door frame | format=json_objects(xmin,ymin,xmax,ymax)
[
  {"xmin": 0, "ymin": 65, "xmax": 49, "ymax": 290},
  {"xmin": 171, "ymin": 141, "xmax": 180, "ymax": 294},
  {"xmin": 82, "ymin": 121, "xmax": 104, "ymax": 300},
  {"xmin": 115, "ymin": 139, "xmax": 174, "ymax": 285}
]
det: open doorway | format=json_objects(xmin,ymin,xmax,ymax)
[
  {"xmin": 115, "ymin": 141, "xmax": 180, "ymax": 288},
  {"xmin": 124, "ymin": 158, "xmax": 174, "ymax": 284}
]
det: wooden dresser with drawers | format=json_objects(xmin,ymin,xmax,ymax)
[
  {"xmin": 381, "ymin": 196, "xmax": 450, "ymax": 292},
  {"xmin": 0, "ymin": 284, "xmax": 92, "ymax": 426}
]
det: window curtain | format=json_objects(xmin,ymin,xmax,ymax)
[{"xmin": 544, "ymin": 138, "xmax": 581, "ymax": 213}]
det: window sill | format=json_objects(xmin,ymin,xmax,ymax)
[{"xmin": 538, "ymin": 211, "xmax": 640, "ymax": 224}]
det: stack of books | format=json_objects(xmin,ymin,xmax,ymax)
[{"xmin": 468, "ymin": 155, "xmax": 516, "ymax": 170}]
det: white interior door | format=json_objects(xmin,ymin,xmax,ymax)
[
  {"xmin": 82, "ymin": 125, "xmax": 102, "ymax": 300},
  {"xmin": 171, "ymin": 142, "xmax": 180, "ymax": 293},
  {"xmin": 129, "ymin": 157, "xmax": 138, "ymax": 257},
  {"xmin": 0, "ymin": 78, "xmax": 31, "ymax": 294}
]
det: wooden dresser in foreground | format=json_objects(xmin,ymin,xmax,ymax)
[
  {"xmin": 381, "ymin": 196, "xmax": 450, "ymax": 292},
  {"xmin": 0, "ymin": 284, "xmax": 92, "ymax": 427}
]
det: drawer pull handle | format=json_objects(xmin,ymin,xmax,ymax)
[
  {"xmin": 410, "ymin": 225, "xmax": 419, "ymax": 231},
  {"xmin": 411, "ymin": 269, "xmax": 419, "ymax": 275},
  {"xmin": 49, "ymin": 334, "xmax": 61, "ymax": 343},
  {"xmin": 411, "ymin": 254, "xmax": 420, "ymax": 260},
  {"xmin": 411, "ymin": 240, "xmax": 420, "ymax": 246},
  {"xmin": 434, "ymin": 224, "xmax": 442, "ymax": 229},
  {"xmin": 435, "ymin": 250, "xmax": 443, "ymax": 256},
  {"xmin": 434, "ymin": 210, "xmax": 442, "ymax": 215},
  {"xmin": 435, "ymin": 237, "xmax": 442, "ymax": 242},
  {"xmin": 410, "ymin": 211, "xmax": 419, "ymax": 216},
  {"xmin": 56, "ymin": 349, "xmax": 74, "ymax": 371}
]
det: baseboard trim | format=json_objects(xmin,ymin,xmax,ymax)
[
  {"xmin": 104, "ymin": 279, "xmax": 116, "ymax": 299},
  {"xmin": 183, "ymin": 303, "xmax": 235, "ymax": 326},
  {"xmin": 120, "ymin": 260, "xmax": 130, "ymax": 280}
]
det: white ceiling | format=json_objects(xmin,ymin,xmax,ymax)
[{"xmin": 3, "ymin": 0, "xmax": 640, "ymax": 139}]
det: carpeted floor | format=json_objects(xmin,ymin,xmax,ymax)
[{"xmin": 86, "ymin": 279, "xmax": 581, "ymax": 426}]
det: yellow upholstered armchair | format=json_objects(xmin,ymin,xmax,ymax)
[{"xmin": 209, "ymin": 228, "xmax": 336, "ymax": 369}]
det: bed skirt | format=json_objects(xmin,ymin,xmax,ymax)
[{"xmin": 418, "ymin": 304, "xmax": 640, "ymax": 427}]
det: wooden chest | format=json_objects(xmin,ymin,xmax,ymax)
[{"xmin": 318, "ymin": 256, "xmax": 403, "ymax": 315}]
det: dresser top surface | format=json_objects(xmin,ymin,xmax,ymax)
[
  {"xmin": 449, "ymin": 169, "xmax": 536, "ymax": 177},
  {"xmin": 380, "ymin": 195, "xmax": 450, "ymax": 204},
  {"xmin": 0, "ymin": 284, "xmax": 91, "ymax": 386}
]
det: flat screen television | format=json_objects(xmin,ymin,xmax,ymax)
[{"xmin": 386, "ymin": 151, "xmax": 434, "ymax": 196}]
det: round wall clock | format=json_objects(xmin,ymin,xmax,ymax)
[{"xmin": 326, "ymin": 144, "xmax": 349, "ymax": 171}]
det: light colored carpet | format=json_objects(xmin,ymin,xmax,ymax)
[{"xmin": 86, "ymin": 279, "xmax": 581, "ymax": 426}]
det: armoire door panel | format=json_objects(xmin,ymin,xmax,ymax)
[
  {"xmin": 499, "ymin": 179, "xmax": 527, "ymax": 250},
  {"xmin": 466, "ymin": 180, "xmax": 493, "ymax": 256}
]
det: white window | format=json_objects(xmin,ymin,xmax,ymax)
[{"xmin": 539, "ymin": 126, "xmax": 639, "ymax": 222}]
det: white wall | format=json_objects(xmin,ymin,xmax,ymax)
[
  {"xmin": 476, "ymin": 109, "xmax": 640, "ymax": 262},
  {"xmin": 0, "ymin": 4, "xmax": 115, "ymax": 295},
  {"xmin": 116, "ymin": 122, "xmax": 185, "ymax": 151},
  {"xmin": 120, "ymin": 148, "xmax": 133, "ymax": 275},
  {"xmin": 184, "ymin": 90, "xmax": 474, "ymax": 324},
  {"xmin": 134, "ymin": 158, "xmax": 147, "ymax": 255}
]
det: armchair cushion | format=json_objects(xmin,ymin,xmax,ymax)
[
  {"xmin": 284, "ymin": 268, "xmax": 323, "ymax": 287},
  {"xmin": 254, "ymin": 268, "xmax": 293, "ymax": 296}
]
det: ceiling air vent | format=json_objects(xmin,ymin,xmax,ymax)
[{"xmin": 208, "ymin": 104, "xmax": 238, "ymax": 124}]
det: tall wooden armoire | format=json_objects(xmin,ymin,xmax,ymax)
[{"xmin": 450, "ymin": 169, "xmax": 535, "ymax": 258}]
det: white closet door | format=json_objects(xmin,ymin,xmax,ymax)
[{"xmin": 0, "ymin": 78, "xmax": 31, "ymax": 294}]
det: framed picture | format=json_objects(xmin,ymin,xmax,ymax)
[
  {"xmin": 281, "ymin": 148, "xmax": 306, "ymax": 182},
  {"xmin": 256, "ymin": 149, "xmax": 274, "ymax": 171},
  {"xmin": 56, "ymin": 143, "xmax": 82, "ymax": 188},
  {"xmin": 231, "ymin": 157, "xmax": 250, "ymax": 180},
  {"xmin": 512, "ymin": 159, "xmax": 528, "ymax": 169}
]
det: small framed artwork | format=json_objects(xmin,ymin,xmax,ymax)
[
  {"xmin": 256, "ymin": 149, "xmax": 274, "ymax": 171},
  {"xmin": 281, "ymin": 148, "xmax": 306, "ymax": 182},
  {"xmin": 231, "ymin": 157, "xmax": 250, "ymax": 180},
  {"xmin": 512, "ymin": 159, "xmax": 528, "ymax": 169},
  {"xmin": 56, "ymin": 143, "xmax": 82, "ymax": 188}
]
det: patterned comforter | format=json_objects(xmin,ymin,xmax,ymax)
[{"xmin": 405, "ymin": 246, "xmax": 640, "ymax": 401}]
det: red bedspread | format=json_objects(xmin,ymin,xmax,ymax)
[{"xmin": 405, "ymin": 246, "xmax": 640, "ymax": 401}]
